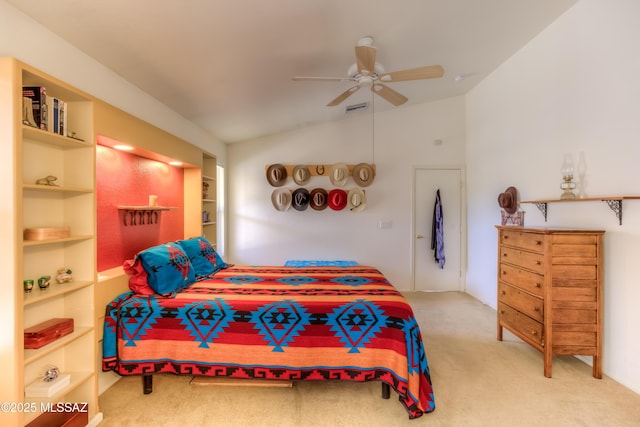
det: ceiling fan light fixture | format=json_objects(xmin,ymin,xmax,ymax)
[
  {"xmin": 358, "ymin": 76, "xmax": 374, "ymax": 87},
  {"xmin": 294, "ymin": 36, "xmax": 443, "ymax": 107}
]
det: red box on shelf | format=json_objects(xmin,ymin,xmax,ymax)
[{"xmin": 24, "ymin": 318, "xmax": 74, "ymax": 349}]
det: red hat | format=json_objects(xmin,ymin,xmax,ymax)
[{"xmin": 328, "ymin": 189, "xmax": 348, "ymax": 210}]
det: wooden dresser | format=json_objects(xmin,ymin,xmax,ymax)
[{"xmin": 496, "ymin": 226, "xmax": 604, "ymax": 378}]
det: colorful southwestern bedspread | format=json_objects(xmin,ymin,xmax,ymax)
[{"xmin": 102, "ymin": 265, "xmax": 435, "ymax": 418}]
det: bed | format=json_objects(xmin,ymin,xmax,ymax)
[{"xmin": 102, "ymin": 238, "xmax": 435, "ymax": 419}]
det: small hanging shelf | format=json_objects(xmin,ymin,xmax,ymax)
[
  {"xmin": 520, "ymin": 196, "xmax": 640, "ymax": 225},
  {"xmin": 117, "ymin": 206, "xmax": 178, "ymax": 226}
]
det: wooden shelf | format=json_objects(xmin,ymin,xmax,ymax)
[
  {"xmin": 117, "ymin": 206, "xmax": 177, "ymax": 211},
  {"xmin": 520, "ymin": 196, "xmax": 640, "ymax": 225}
]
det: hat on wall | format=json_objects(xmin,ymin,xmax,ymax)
[
  {"xmin": 329, "ymin": 163, "xmax": 350, "ymax": 187},
  {"xmin": 291, "ymin": 188, "xmax": 310, "ymax": 211},
  {"xmin": 266, "ymin": 164, "xmax": 288, "ymax": 187},
  {"xmin": 351, "ymin": 163, "xmax": 375, "ymax": 187},
  {"xmin": 347, "ymin": 188, "xmax": 367, "ymax": 212},
  {"xmin": 292, "ymin": 165, "xmax": 311, "ymax": 185},
  {"xmin": 328, "ymin": 189, "xmax": 348, "ymax": 211},
  {"xmin": 271, "ymin": 188, "xmax": 292, "ymax": 211},
  {"xmin": 309, "ymin": 188, "xmax": 328, "ymax": 210},
  {"xmin": 498, "ymin": 186, "xmax": 519, "ymax": 214}
]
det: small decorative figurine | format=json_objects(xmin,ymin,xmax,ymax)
[
  {"xmin": 36, "ymin": 175, "xmax": 59, "ymax": 186},
  {"xmin": 202, "ymin": 181, "xmax": 210, "ymax": 199},
  {"xmin": 56, "ymin": 268, "xmax": 73, "ymax": 283},
  {"xmin": 43, "ymin": 366, "xmax": 60, "ymax": 382},
  {"xmin": 38, "ymin": 275, "xmax": 51, "ymax": 289}
]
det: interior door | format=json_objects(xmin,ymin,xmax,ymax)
[{"xmin": 413, "ymin": 168, "xmax": 462, "ymax": 291}]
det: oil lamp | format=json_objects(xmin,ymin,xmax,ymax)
[{"xmin": 560, "ymin": 154, "xmax": 576, "ymax": 199}]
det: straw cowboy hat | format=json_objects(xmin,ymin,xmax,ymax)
[
  {"xmin": 271, "ymin": 188, "xmax": 292, "ymax": 211},
  {"xmin": 351, "ymin": 163, "xmax": 375, "ymax": 187},
  {"xmin": 266, "ymin": 164, "xmax": 288, "ymax": 187},
  {"xmin": 329, "ymin": 163, "xmax": 350, "ymax": 187},
  {"xmin": 498, "ymin": 186, "xmax": 519, "ymax": 214},
  {"xmin": 347, "ymin": 188, "xmax": 366, "ymax": 212},
  {"xmin": 328, "ymin": 189, "xmax": 348, "ymax": 210},
  {"xmin": 309, "ymin": 188, "xmax": 328, "ymax": 210},
  {"xmin": 291, "ymin": 188, "xmax": 310, "ymax": 211},
  {"xmin": 292, "ymin": 165, "xmax": 311, "ymax": 185}
]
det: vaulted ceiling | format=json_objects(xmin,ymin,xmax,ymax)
[{"xmin": 7, "ymin": 0, "xmax": 576, "ymax": 143}]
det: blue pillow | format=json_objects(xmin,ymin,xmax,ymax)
[
  {"xmin": 176, "ymin": 236, "xmax": 228, "ymax": 279},
  {"xmin": 136, "ymin": 242, "xmax": 196, "ymax": 295}
]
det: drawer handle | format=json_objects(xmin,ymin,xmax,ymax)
[
  {"xmin": 502, "ymin": 253, "xmax": 508, "ymax": 258},
  {"xmin": 499, "ymin": 310, "xmax": 504, "ymax": 314},
  {"xmin": 501, "ymin": 290, "xmax": 506, "ymax": 295},
  {"xmin": 502, "ymin": 270, "xmax": 507, "ymax": 275},
  {"xmin": 533, "ymin": 306, "xmax": 540, "ymax": 312},
  {"xmin": 531, "ymin": 330, "xmax": 537, "ymax": 335},
  {"xmin": 535, "ymin": 240, "xmax": 542, "ymax": 245},
  {"xmin": 503, "ymin": 235, "xmax": 509, "ymax": 239},
  {"xmin": 536, "ymin": 283, "xmax": 541, "ymax": 288},
  {"xmin": 535, "ymin": 260, "xmax": 541, "ymax": 265}
]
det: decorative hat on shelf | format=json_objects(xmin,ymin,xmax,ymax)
[
  {"xmin": 291, "ymin": 188, "xmax": 310, "ymax": 211},
  {"xmin": 266, "ymin": 164, "xmax": 288, "ymax": 187},
  {"xmin": 329, "ymin": 163, "xmax": 350, "ymax": 187},
  {"xmin": 271, "ymin": 188, "xmax": 292, "ymax": 211},
  {"xmin": 328, "ymin": 189, "xmax": 348, "ymax": 210},
  {"xmin": 292, "ymin": 165, "xmax": 311, "ymax": 185},
  {"xmin": 309, "ymin": 188, "xmax": 328, "ymax": 210},
  {"xmin": 498, "ymin": 186, "xmax": 519, "ymax": 214},
  {"xmin": 351, "ymin": 163, "xmax": 375, "ymax": 187},
  {"xmin": 347, "ymin": 188, "xmax": 367, "ymax": 212}
]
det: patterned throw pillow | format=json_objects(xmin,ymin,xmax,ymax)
[
  {"xmin": 176, "ymin": 236, "xmax": 228, "ymax": 279},
  {"xmin": 136, "ymin": 242, "xmax": 196, "ymax": 295},
  {"xmin": 123, "ymin": 257, "xmax": 155, "ymax": 295}
]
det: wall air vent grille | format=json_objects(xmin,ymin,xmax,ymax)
[{"xmin": 345, "ymin": 102, "xmax": 369, "ymax": 114}]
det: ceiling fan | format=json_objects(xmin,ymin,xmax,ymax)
[{"xmin": 293, "ymin": 36, "xmax": 444, "ymax": 107}]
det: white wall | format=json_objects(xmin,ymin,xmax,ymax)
[
  {"xmin": 227, "ymin": 96, "xmax": 466, "ymax": 288},
  {"xmin": 466, "ymin": 0, "xmax": 640, "ymax": 393},
  {"xmin": 0, "ymin": 0, "xmax": 226, "ymax": 164}
]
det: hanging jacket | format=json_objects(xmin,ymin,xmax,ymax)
[{"xmin": 431, "ymin": 189, "xmax": 445, "ymax": 269}]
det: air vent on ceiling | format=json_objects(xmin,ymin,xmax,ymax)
[{"xmin": 345, "ymin": 102, "xmax": 369, "ymax": 114}]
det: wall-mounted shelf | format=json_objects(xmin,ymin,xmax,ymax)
[
  {"xmin": 117, "ymin": 206, "xmax": 177, "ymax": 226},
  {"xmin": 520, "ymin": 196, "xmax": 640, "ymax": 225}
]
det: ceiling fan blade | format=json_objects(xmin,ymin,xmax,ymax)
[
  {"xmin": 292, "ymin": 76, "xmax": 356, "ymax": 82},
  {"xmin": 355, "ymin": 45, "xmax": 377, "ymax": 76},
  {"xmin": 327, "ymin": 86, "xmax": 360, "ymax": 106},
  {"xmin": 378, "ymin": 65, "xmax": 444, "ymax": 82},
  {"xmin": 372, "ymin": 83, "xmax": 408, "ymax": 106}
]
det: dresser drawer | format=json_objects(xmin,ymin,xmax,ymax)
[
  {"xmin": 498, "ymin": 302, "xmax": 544, "ymax": 347},
  {"xmin": 498, "ymin": 263, "xmax": 544, "ymax": 297},
  {"xmin": 499, "ymin": 229, "xmax": 544, "ymax": 253},
  {"xmin": 499, "ymin": 282, "xmax": 544, "ymax": 322},
  {"xmin": 499, "ymin": 246, "xmax": 545, "ymax": 273}
]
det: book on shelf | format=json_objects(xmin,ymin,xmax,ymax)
[
  {"xmin": 22, "ymin": 86, "xmax": 48, "ymax": 131},
  {"xmin": 45, "ymin": 95, "xmax": 67, "ymax": 135},
  {"xmin": 25, "ymin": 373, "xmax": 71, "ymax": 398},
  {"xmin": 59, "ymin": 99, "xmax": 67, "ymax": 136},
  {"xmin": 47, "ymin": 96, "xmax": 58, "ymax": 134}
]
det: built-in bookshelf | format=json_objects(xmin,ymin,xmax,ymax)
[
  {"xmin": 202, "ymin": 153, "xmax": 217, "ymax": 245},
  {"xmin": 1, "ymin": 58, "xmax": 99, "ymax": 425}
]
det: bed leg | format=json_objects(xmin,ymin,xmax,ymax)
[
  {"xmin": 143, "ymin": 374, "xmax": 153, "ymax": 394},
  {"xmin": 381, "ymin": 382, "xmax": 390, "ymax": 399}
]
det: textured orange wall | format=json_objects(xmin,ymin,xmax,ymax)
[{"xmin": 96, "ymin": 145, "xmax": 184, "ymax": 271}]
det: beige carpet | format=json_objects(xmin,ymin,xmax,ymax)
[{"xmin": 98, "ymin": 291, "xmax": 640, "ymax": 426}]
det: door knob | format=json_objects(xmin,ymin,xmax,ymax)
[{"xmin": 416, "ymin": 234, "xmax": 424, "ymax": 239}]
